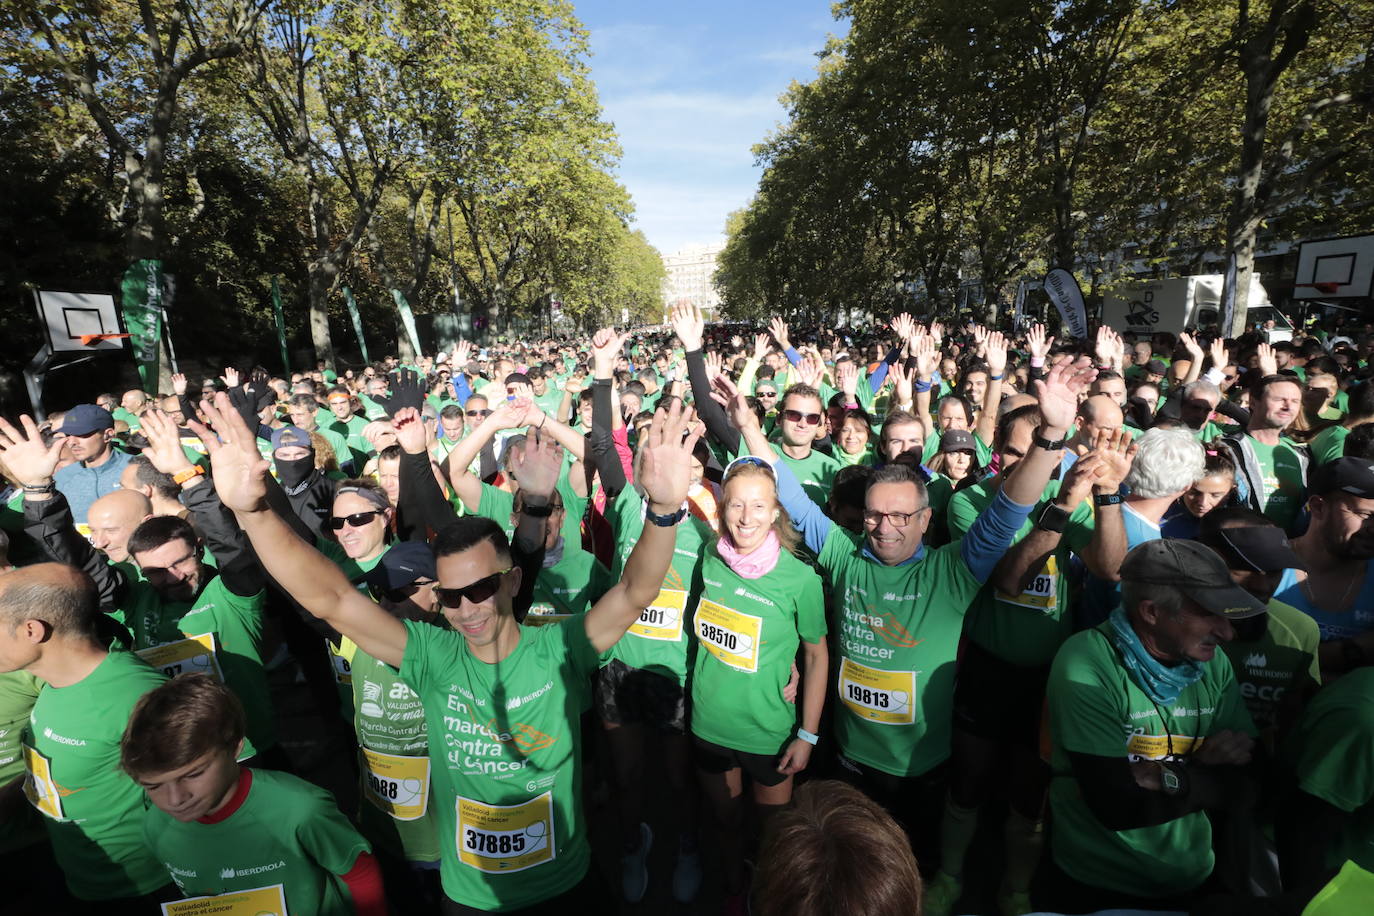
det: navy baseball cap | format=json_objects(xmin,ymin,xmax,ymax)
[
  {"xmin": 363, "ymin": 541, "xmax": 437, "ymax": 593},
  {"xmin": 270, "ymin": 425, "xmax": 313, "ymax": 453},
  {"xmin": 60, "ymin": 404, "xmax": 115, "ymax": 437}
]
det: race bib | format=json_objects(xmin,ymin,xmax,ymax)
[
  {"xmin": 629, "ymin": 588, "xmax": 686, "ymax": 641},
  {"xmin": 180, "ymin": 436, "xmax": 208, "ymax": 456},
  {"xmin": 74, "ymin": 523, "xmax": 94, "ymax": 544},
  {"xmin": 361, "ymin": 747, "xmax": 430, "ymax": 821},
  {"xmin": 162, "ymin": 884, "xmax": 287, "ymax": 916},
  {"xmin": 838, "ymin": 658, "xmax": 916, "ymax": 725},
  {"xmin": 328, "ymin": 641, "xmax": 353, "ymax": 685},
  {"xmin": 22, "ymin": 744, "xmax": 63, "ymax": 819},
  {"xmin": 995, "ymin": 554, "xmax": 1058, "ymax": 611},
  {"xmin": 523, "ymin": 603, "xmax": 570, "ymax": 626},
  {"xmin": 695, "ymin": 599, "xmax": 762, "ymax": 673},
  {"xmin": 136, "ymin": 633, "xmax": 223, "ymax": 681},
  {"xmin": 457, "ymin": 792, "xmax": 555, "ymax": 874},
  {"xmin": 1126, "ymin": 731, "xmax": 1204, "ymax": 762}
]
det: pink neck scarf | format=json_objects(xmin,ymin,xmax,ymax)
[{"xmin": 716, "ymin": 530, "xmax": 781, "ymax": 579}]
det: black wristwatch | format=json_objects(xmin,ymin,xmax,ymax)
[
  {"xmin": 1034, "ymin": 502, "xmax": 1071, "ymax": 533},
  {"xmin": 644, "ymin": 502, "xmax": 688, "ymax": 527},
  {"xmin": 521, "ymin": 501, "xmax": 554, "ymax": 518},
  {"xmin": 1094, "ymin": 492, "xmax": 1123, "ymax": 507},
  {"xmin": 1159, "ymin": 762, "xmax": 1189, "ymax": 798},
  {"xmin": 1033, "ymin": 427, "xmax": 1066, "ymax": 451}
]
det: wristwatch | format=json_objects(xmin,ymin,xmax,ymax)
[
  {"xmin": 1034, "ymin": 502, "xmax": 1071, "ymax": 533},
  {"xmin": 521, "ymin": 502, "xmax": 554, "ymax": 518},
  {"xmin": 1094, "ymin": 492, "xmax": 1123, "ymax": 507},
  {"xmin": 1032, "ymin": 427, "xmax": 1066, "ymax": 451},
  {"xmin": 1158, "ymin": 762, "xmax": 1188, "ymax": 798},
  {"xmin": 644, "ymin": 502, "xmax": 687, "ymax": 527}
]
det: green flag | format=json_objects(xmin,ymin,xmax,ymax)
[
  {"xmin": 390, "ymin": 289, "xmax": 422, "ymax": 356},
  {"xmin": 121, "ymin": 259, "xmax": 163, "ymax": 391},
  {"xmin": 270, "ymin": 277, "xmax": 290, "ymax": 374},
  {"xmin": 342, "ymin": 285, "xmax": 370, "ymax": 364}
]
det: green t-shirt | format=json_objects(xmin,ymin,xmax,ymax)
[
  {"xmin": 523, "ymin": 546, "xmax": 611, "ymax": 626},
  {"xmin": 820, "ymin": 525, "xmax": 981, "ymax": 777},
  {"xmin": 1047, "ymin": 624, "xmax": 1255, "ymax": 898},
  {"xmin": 351, "ymin": 644, "xmax": 441, "ymax": 862},
  {"xmin": 1194, "ymin": 420, "xmax": 1228, "ymax": 443},
  {"xmin": 948, "ymin": 478, "xmax": 1094, "ymax": 666},
  {"xmin": 400, "ymin": 617, "xmax": 599, "ymax": 910},
  {"xmin": 327, "ymin": 413, "xmax": 374, "ymax": 468},
  {"xmin": 144, "ymin": 768, "xmax": 369, "ymax": 916},
  {"xmin": 533, "ymin": 388, "xmax": 565, "ymax": 422},
  {"xmin": 1309, "ymin": 425, "xmax": 1351, "ymax": 466},
  {"xmin": 1250, "ymin": 437, "xmax": 1306, "ymax": 531},
  {"xmin": 1222, "ymin": 599, "xmax": 1320, "ymax": 737},
  {"xmin": 0, "ymin": 670, "xmax": 44, "ymax": 853},
  {"xmin": 120, "ymin": 577, "xmax": 276, "ymax": 752},
  {"xmin": 474, "ymin": 478, "xmax": 585, "ymax": 553},
  {"xmin": 1283, "ymin": 667, "xmax": 1374, "ymax": 874},
  {"xmin": 24, "ymin": 651, "xmax": 169, "ymax": 900},
  {"xmin": 756, "ymin": 443, "xmax": 839, "ymax": 509},
  {"xmin": 602, "ymin": 486, "xmax": 712, "ymax": 684},
  {"xmin": 690, "ymin": 546, "xmax": 826, "ymax": 755}
]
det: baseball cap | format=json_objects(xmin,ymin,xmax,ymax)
[
  {"xmin": 270, "ymin": 425, "xmax": 313, "ymax": 453},
  {"xmin": 363, "ymin": 541, "xmax": 437, "ymax": 594},
  {"xmin": 1206, "ymin": 526, "xmax": 1306, "ymax": 574},
  {"xmin": 1119, "ymin": 539, "xmax": 1267, "ymax": 618},
  {"xmin": 1308, "ymin": 457, "xmax": 1374, "ymax": 499},
  {"xmin": 59, "ymin": 404, "xmax": 115, "ymax": 437},
  {"xmin": 1145, "ymin": 358, "xmax": 1168, "ymax": 375},
  {"xmin": 940, "ymin": 429, "xmax": 977, "ymax": 453}
]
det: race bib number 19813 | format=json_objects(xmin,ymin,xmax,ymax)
[{"xmin": 838, "ymin": 658, "xmax": 916, "ymax": 725}]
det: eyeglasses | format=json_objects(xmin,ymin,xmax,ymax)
[
  {"xmin": 756, "ymin": 390, "xmax": 778, "ymax": 398},
  {"xmin": 434, "ymin": 569, "xmax": 512, "ymax": 608},
  {"xmin": 862, "ymin": 508, "xmax": 927, "ymax": 528},
  {"xmin": 782, "ymin": 409, "xmax": 822, "ymax": 426},
  {"xmin": 329, "ymin": 510, "xmax": 384, "ymax": 530},
  {"xmin": 369, "ymin": 581, "xmax": 433, "ymax": 603},
  {"xmin": 466, "ymin": 409, "xmax": 492, "ymax": 417}
]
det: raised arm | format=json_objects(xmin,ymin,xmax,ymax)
[
  {"xmin": 194, "ymin": 395, "xmax": 409, "ymax": 668},
  {"xmin": 674, "ymin": 303, "xmax": 741, "ymax": 453},
  {"xmin": 393, "ymin": 407, "xmax": 460, "ymax": 536},
  {"xmin": 583, "ymin": 401, "xmax": 699, "ymax": 653},
  {"xmin": 974, "ymin": 330, "xmax": 1007, "ymax": 448},
  {"xmin": 588, "ymin": 329, "xmax": 631, "ymax": 496},
  {"xmin": 445, "ymin": 399, "xmax": 533, "ymax": 511}
]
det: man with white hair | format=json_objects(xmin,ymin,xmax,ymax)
[{"xmin": 1080, "ymin": 428, "xmax": 1206, "ymax": 625}]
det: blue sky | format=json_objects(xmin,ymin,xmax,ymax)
[{"xmin": 575, "ymin": 0, "xmax": 844, "ymax": 257}]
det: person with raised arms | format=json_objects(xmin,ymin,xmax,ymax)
[{"xmin": 196, "ymin": 391, "xmax": 698, "ymax": 913}]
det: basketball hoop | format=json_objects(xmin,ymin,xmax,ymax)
[{"xmin": 78, "ymin": 332, "xmax": 131, "ymax": 347}]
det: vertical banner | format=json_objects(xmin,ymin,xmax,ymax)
[
  {"xmin": 121, "ymin": 260, "xmax": 164, "ymax": 391},
  {"xmin": 1012, "ymin": 280, "xmax": 1027, "ymax": 331},
  {"xmin": 391, "ymin": 289, "xmax": 422, "ymax": 357},
  {"xmin": 1042, "ymin": 268, "xmax": 1089, "ymax": 340},
  {"xmin": 1221, "ymin": 252, "xmax": 1238, "ymax": 338},
  {"xmin": 270, "ymin": 277, "xmax": 290, "ymax": 374},
  {"xmin": 342, "ymin": 285, "xmax": 371, "ymax": 364}
]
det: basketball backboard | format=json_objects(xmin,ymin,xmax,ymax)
[
  {"xmin": 34, "ymin": 289, "xmax": 125, "ymax": 352},
  {"xmin": 1293, "ymin": 235, "xmax": 1374, "ymax": 299}
]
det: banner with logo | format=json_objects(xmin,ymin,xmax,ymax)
[
  {"xmin": 391, "ymin": 289, "xmax": 422, "ymax": 357},
  {"xmin": 342, "ymin": 285, "xmax": 371, "ymax": 364},
  {"xmin": 121, "ymin": 259, "xmax": 164, "ymax": 390},
  {"xmin": 1043, "ymin": 268, "xmax": 1089, "ymax": 339},
  {"xmin": 270, "ymin": 277, "xmax": 290, "ymax": 374},
  {"xmin": 1221, "ymin": 252, "xmax": 1238, "ymax": 337}
]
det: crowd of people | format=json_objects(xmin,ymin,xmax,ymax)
[{"xmin": 2, "ymin": 304, "xmax": 1373, "ymax": 916}]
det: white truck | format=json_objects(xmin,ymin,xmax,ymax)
[{"xmin": 1101, "ymin": 275, "xmax": 1292, "ymax": 341}]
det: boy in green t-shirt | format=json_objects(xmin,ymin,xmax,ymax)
[{"xmin": 122, "ymin": 673, "xmax": 386, "ymax": 916}]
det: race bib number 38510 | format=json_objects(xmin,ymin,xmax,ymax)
[
  {"xmin": 457, "ymin": 792, "xmax": 556, "ymax": 874},
  {"xmin": 695, "ymin": 599, "xmax": 763, "ymax": 673}
]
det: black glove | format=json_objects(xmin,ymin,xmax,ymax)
[{"xmin": 378, "ymin": 369, "xmax": 426, "ymax": 417}]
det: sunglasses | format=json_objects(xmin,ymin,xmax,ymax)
[
  {"xmin": 434, "ymin": 569, "xmax": 512, "ymax": 608},
  {"xmin": 782, "ymin": 409, "xmax": 822, "ymax": 426},
  {"xmin": 723, "ymin": 454, "xmax": 777, "ymax": 483},
  {"xmin": 756, "ymin": 390, "xmax": 778, "ymax": 398},
  {"xmin": 466, "ymin": 408, "xmax": 492, "ymax": 417},
  {"xmin": 369, "ymin": 581, "xmax": 432, "ymax": 603},
  {"xmin": 329, "ymin": 510, "xmax": 384, "ymax": 530}
]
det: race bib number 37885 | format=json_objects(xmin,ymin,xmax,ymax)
[{"xmin": 457, "ymin": 792, "xmax": 556, "ymax": 874}]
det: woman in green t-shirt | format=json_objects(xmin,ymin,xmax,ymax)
[
  {"xmin": 834, "ymin": 407, "xmax": 877, "ymax": 467},
  {"xmin": 690, "ymin": 456, "xmax": 829, "ymax": 910}
]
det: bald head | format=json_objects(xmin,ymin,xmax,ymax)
[
  {"xmin": 997, "ymin": 393, "xmax": 1037, "ymax": 420},
  {"xmin": 88, "ymin": 489, "xmax": 153, "ymax": 564},
  {"xmin": 1078, "ymin": 395, "xmax": 1124, "ymax": 437},
  {"xmin": 0, "ymin": 563, "xmax": 99, "ymax": 669}
]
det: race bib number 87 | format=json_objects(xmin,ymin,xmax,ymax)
[
  {"xmin": 695, "ymin": 599, "xmax": 763, "ymax": 673},
  {"xmin": 457, "ymin": 791, "xmax": 556, "ymax": 874}
]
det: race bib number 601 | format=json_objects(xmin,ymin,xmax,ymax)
[{"xmin": 457, "ymin": 791, "xmax": 556, "ymax": 874}]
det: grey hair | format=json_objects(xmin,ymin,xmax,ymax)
[
  {"xmin": 1124, "ymin": 428, "xmax": 1206, "ymax": 499},
  {"xmin": 1122, "ymin": 579, "xmax": 1186, "ymax": 620},
  {"xmin": 867, "ymin": 463, "xmax": 929, "ymax": 512},
  {"xmin": 1180, "ymin": 380, "xmax": 1221, "ymax": 402}
]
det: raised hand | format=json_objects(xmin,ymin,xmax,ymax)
[
  {"xmin": 1179, "ymin": 332, "xmax": 1204, "ymax": 363},
  {"xmin": 797, "ymin": 352, "xmax": 824, "ymax": 388},
  {"xmin": 1059, "ymin": 453, "xmax": 1106, "ymax": 509},
  {"xmin": 220, "ymin": 367, "xmax": 242, "ymax": 390},
  {"xmin": 1028, "ymin": 323, "xmax": 1055, "ymax": 362},
  {"xmin": 489, "ymin": 397, "xmax": 533, "ymax": 431},
  {"xmin": 913, "ymin": 335, "xmax": 939, "ymax": 380},
  {"xmin": 0, "ymin": 415, "xmax": 68, "ymax": 486},
  {"xmin": 172, "ymin": 373, "xmax": 188, "ymax": 396},
  {"xmin": 508, "ymin": 428, "xmax": 563, "ymax": 501},
  {"xmin": 391, "ymin": 407, "xmax": 428, "ymax": 455},
  {"xmin": 752, "ymin": 332, "xmax": 770, "ymax": 362},
  {"xmin": 637, "ymin": 400, "xmax": 701, "ymax": 513},
  {"xmin": 1091, "ymin": 427, "xmax": 1137, "ymax": 493},
  {"xmin": 891, "ymin": 312, "xmax": 916, "ymax": 344},
  {"xmin": 893, "ymin": 362, "xmax": 916, "ymax": 409},
  {"xmin": 591, "ymin": 327, "xmax": 629, "ymax": 378},
  {"xmin": 1034, "ymin": 356, "xmax": 1098, "ymax": 433},
  {"xmin": 1209, "ymin": 337, "xmax": 1230, "ymax": 373},
  {"xmin": 1256, "ymin": 341, "xmax": 1278, "ymax": 376},
  {"xmin": 768, "ymin": 317, "xmax": 791, "ymax": 351},
  {"xmin": 454, "ymin": 339, "xmax": 473, "ymax": 367},
  {"xmin": 710, "ymin": 374, "xmax": 759, "ymax": 432},
  {"xmin": 385, "ymin": 369, "xmax": 426, "ymax": 415},
  {"xmin": 139, "ymin": 410, "xmax": 196, "ymax": 475},
  {"xmin": 191, "ymin": 394, "xmax": 270, "ymax": 513},
  {"xmin": 984, "ymin": 330, "xmax": 1008, "ymax": 379},
  {"xmin": 835, "ymin": 359, "xmax": 859, "ymax": 398},
  {"xmin": 670, "ymin": 303, "xmax": 705, "ymax": 351},
  {"xmin": 928, "ymin": 320, "xmax": 944, "ymax": 344}
]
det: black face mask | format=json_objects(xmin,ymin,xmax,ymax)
[{"xmin": 276, "ymin": 454, "xmax": 316, "ymax": 488}]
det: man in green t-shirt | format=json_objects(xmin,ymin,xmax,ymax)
[
  {"xmin": 288, "ymin": 393, "xmax": 356, "ymax": 475},
  {"xmin": 1219, "ymin": 374, "xmax": 1308, "ymax": 533},
  {"xmin": 0, "ymin": 563, "xmax": 172, "ymax": 908},
  {"xmin": 201, "ymin": 391, "xmax": 700, "ymax": 911},
  {"xmin": 1044, "ymin": 539, "xmax": 1262, "ymax": 910}
]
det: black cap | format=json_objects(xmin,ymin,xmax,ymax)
[
  {"xmin": 1145, "ymin": 358, "xmax": 1168, "ymax": 375},
  {"xmin": 59, "ymin": 404, "xmax": 115, "ymax": 437},
  {"xmin": 362, "ymin": 541, "xmax": 437, "ymax": 593},
  {"xmin": 940, "ymin": 429, "xmax": 977, "ymax": 453},
  {"xmin": 1308, "ymin": 457, "xmax": 1374, "ymax": 500},
  {"xmin": 1120, "ymin": 539, "xmax": 1268, "ymax": 619},
  {"xmin": 1208, "ymin": 526, "xmax": 1306, "ymax": 573}
]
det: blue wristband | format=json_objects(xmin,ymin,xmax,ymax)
[
  {"xmin": 990, "ymin": 373, "xmax": 1004, "ymax": 380},
  {"xmin": 914, "ymin": 380, "xmax": 934, "ymax": 393},
  {"xmin": 796, "ymin": 728, "xmax": 819, "ymax": 746}
]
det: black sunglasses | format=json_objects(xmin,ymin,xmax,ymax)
[
  {"xmin": 329, "ymin": 510, "xmax": 384, "ymax": 530},
  {"xmin": 466, "ymin": 409, "xmax": 492, "ymax": 417},
  {"xmin": 434, "ymin": 569, "xmax": 512, "ymax": 608},
  {"xmin": 782, "ymin": 409, "xmax": 822, "ymax": 426}
]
